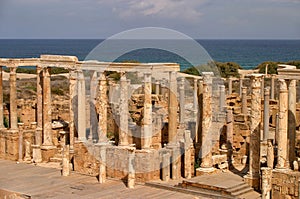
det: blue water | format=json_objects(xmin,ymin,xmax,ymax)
[{"xmin": 0, "ymin": 39, "xmax": 299, "ymax": 70}]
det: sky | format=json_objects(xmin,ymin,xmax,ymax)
[{"xmin": 0, "ymin": 0, "xmax": 299, "ymax": 39}]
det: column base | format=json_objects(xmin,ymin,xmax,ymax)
[
  {"xmin": 32, "ymin": 145, "xmax": 42, "ymax": 163},
  {"xmin": 243, "ymin": 174, "xmax": 260, "ymax": 190},
  {"xmin": 196, "ymin": 167, "xmax": 216, "ymax": 176}
]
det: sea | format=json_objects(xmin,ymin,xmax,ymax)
[{"xmin": 0, "ymin": 39, "xmax": 299, "ymax": 70}]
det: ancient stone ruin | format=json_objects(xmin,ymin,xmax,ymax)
[{"xmin": 0, "ymin": 54, "xmax": 300, "ymax": 198}]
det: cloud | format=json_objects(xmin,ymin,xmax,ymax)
[{"xmin": 99, "ymin": 0, "xmax": 206, "ymax": 22}]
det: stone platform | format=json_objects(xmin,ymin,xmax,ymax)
[
  {"xmin": 146, "ymin": 171, "xmax": 261, "ymax": 199},
  {"xmin": 0, "ymin": 159, "xmax": 197, "ymax": 199}
]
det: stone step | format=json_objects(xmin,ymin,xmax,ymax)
[
  {"xmin": 49, "ymin": 157, "xmax": 62, "ymax": 163},
  {"xmin": 231, "ymin": 186, "xmax": 253, "ymax": 197},
  {"xmin": 226, "ymin": 183, "xmax": 251, "ymax": 193},
  {"xmin": 237, "ymin": 190, "xmax": 261, "ymax": 199}
]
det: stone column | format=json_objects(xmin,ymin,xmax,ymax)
[
  {"xmin": 288, "ymin": 79, "xmax": 296, "ymax": 164},
  {"xmin": 168, "ymin": 72, "xmax": 178, "ymax": 144},
  {"xmin": 119, "ymin": 73, "xmax": 129, "ymax": 146},
  {"xmin": 184, "ymin": 130, "xmax": 192, "ymax": 179},
  {"xmin": 69, "ymin": 70, "xmax": 77, "ymax": 151},
  {"xmin": 143, "ymin": 72, "xmax": 152, "ymax": 149},
  {"xmin": 241, "ymin": 87, "xmax": 247, "ymax": 115},
  {"xmin": 276, "ymin": 79, "xmax": 289, "ymax": 169},
  {"xmin": 42, "ymin": 67, "xmax": 54, "ymax": 147},
  {"xmin": 36, "ymin": 66, "xmax": 43, "ymax": 147},
  {"xmin": 77, "ymin": 70, "xmax": 86, "ymax": 141},
  {"xmin": 62, "ymin": 145, "xmax": 70, "ymax": 176},
  {"xmin": 9, "ymin": 66, "xmax": 18, "ymax": 130},
  {"xmin": 18, "ymin": 123, "xmax": 24, "ymax": 162},
  {"xmin": 261, "ymin": 77, "xmax": 265, "ymax": 98},
  {"xmin": 228, "ymin": 77, "xmax": 232, "ymax": 95},
  {"xmin": 219, "ymin": 85, "xmax": 225, "ymax": 112},
  {"xmin": 193, "ymin": 78, "xmax": 198, "ymax": 112},
  {"xmin": 261, "ymin": 167, "xmax": 272, "ymax": 199},
  {"xmin": 162, "ymin": 150, "xmax": 170, "ymax": 182},
  {"xmin": 89, "ymin": 71, "xmax": 98, "ymax": 141},
  {"xmin": 263, "ymin": 87, "xmax": 270, "ymax": 141},
  {"xmin": 0, "ymin": 67, "xmax": 4, "ymax": 128},
  {"xmin": 239, "ymin": 78, "xmax": 243, "ymax": 97},
  {"xmin": 127, "ymin": 148, "xmax": 135, "ymax": 188},
  {"xmin": 267, "ymin": 139, "xmax": 274, "ymax": 169},
  {"xmin": 226, "ymin": 108, "xmax": 234, "ymax": 165},
  {"xmin": 199, "ymin": 76, "xmax": 213, "ymax": 170},
  {"xmin": 155, "ymin": 80, "xmax": 160, "ymax": 95},
  {"xmin": 197, "ymin": 80, "xmax": 203, "ymax": 144},
  {"xmin": 97, "ymin": 72, "xmax": 108, "ymax": 143},
  {"xmin": 244, "ymin": 75, "xmax": 262, "ymax": 189},
  {"xmin": 179, "ymin": 77, "xmax": 185, "ymax": 127},
  {"xmin": 97, "ymin": 143, "xmax": 107, "ymax": 183},
  {"xmin": 270, "ymin": 75, "xmax": 275, "ymax": 100}
]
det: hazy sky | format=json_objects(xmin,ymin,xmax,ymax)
[{"xmin": 0, "ymin": 0, "xmax": 299, "ymax": 39}]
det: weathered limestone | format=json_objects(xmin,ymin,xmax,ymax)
[
  {"xmin": 199, "ymin": 76, "xmax": 213, "ymax": 170},
  {"xmin": 168, "ymin": 71, "xmax": 178, "ymax": 144},
  {"xmin": 267, "ymin": 139, "xmax": 274, "ymax": 169},
  {"xmin": 0, "ymin": 67, "xmax": 4, "ymax": 128},
  {"xmin": 170, "ymin": 147, "xmax": 181, "ymax": 180},
  {"xmin": 62, "ymin": 145, "xmax": 70, "ymax": 176},
  {"xmin": 288, "ymin": 79, "xmax": 296, "ymax": 164},
  {"xmin": 193, "ymin": 78, "xmax": 198, "ymax": 111},
  {"xmin": 143, "ymin": 73, "xmax": 152, "ymax": 149},
  {"xmin": 197, "ymin": 80, "xmax": 204, "ymax": 144},
  {"xmin": 42, "ymin": 67, "xmax": 54, "ymax": 147},
  {"xmin": 31, "ymin": 122, "xmax": 42, "ymax": 163},
  {"xmin": 18, "ymin": 123, "xmax": 24, "ymax": 162},
  {"xmin": 9, "ymin": 66, "xmax": 18, "ymax": 130},
  {"xmin": 219, "ymin": 85, "xmax": 225, "ymax": 112},
  {"xmin": 226, "ymin": 108, "xmax": 234, "ymax": 165},
  {"xmin": 239, "ymin": 78, "xmax": 243, "ymax": 97},
  {"xmin": 228, "ymin": 77, "xmax": 232, "ymax": 95},
  {"xmin": 89, "ymin": 71, "xmax": 98, "ymax": 141},
  {"xmin": 69, "ymin": 70, "xmax": 77, "ymax": 151},
  {"xmin": 162, "ymin": 150, "xmax": 170, "ymax": 182},
  {"xmin": 270, "ymin": 75, "xmax": 275, "ymax": 100},
  {"xmin": 97, "ymin": 72, "xmax": 108, "ymax": 143},
  {"xmin": 119, "ymin": 73, "xmax": 129, "ymax": 146},
  {"xmin": 155, "ymin": 80, "xmax": 160, "ymax": 95},
  {"xmin": 96, "ymin": 143, "xmax": 107, "ymax": 183},
  {"xmin": 241, "ymin": 87, "xmax": 247, "ymax": 115},
  {"xmin": 261, "ymin": 167, "xmax": 272, "ymax": 199},
  {"xmin": 261, "ymin": 77, "xmax": 265, "ymax": 98},
  {"xmin": 263, "ymin": 87, "xmax": 270, "ymax": 141},
  {"xmin": 276, "ymin": 79, "xmax": 289, "ymax": 170},
  {"xmin": 127, "ymin": 148, "xmax": 135, "ymax": 188},
  {"xmin": 24, "ymin": 139, "xmax": 31, "ymax": 163},
  {"xmin": 184, "ymin": 130, "xmax": 192, "ymax": 179},
  {"xmin": 179, "ymin": 77, "xmax": 185, "ymax": 127},
  {"xmin": 244, "ymin": 75, "xmax": 262, "ymax": 189},
  {"xmin": 35, "ymin": 66, "xmax": 43, "ymax": 162},
  {"xmin": 77, "ymin": 70, "xmax": 87, "ymax": 142}
]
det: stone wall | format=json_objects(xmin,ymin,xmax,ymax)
[{"xmin": 272, "ymin": 170, "xmax": 300, "ymax": 199}]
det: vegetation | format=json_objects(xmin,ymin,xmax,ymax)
[
  {"xmin": 4, "ymin": 67, "xmax": 68, "ymax": 74},
  {"xmin": 255, "ymin": 60, "xmax": 300, "ymax": 74}
]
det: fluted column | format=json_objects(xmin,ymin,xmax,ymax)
[
  {"xmin": 263, "ymin": 87, "xmax": 270, "ymax": 141},
  {"xmin": 9, "ymin": 66, "xmax": 18, "ymax": 130},
  {"xmin": 168, "ymin": 71, "xmax": 178, "ymax": 144},
  {"xmin": 0, "ymin": 67, "xmax": 4, "ymax": 128},
  {"xmin": 276, "ymin": 79, "xmax": 289, "ymax": 169},
  {"xmin": 143, "ymin": 72, "xmax": 152, "ymax": 149},
  {"xmin": 288, "ymin": 79, "xmax": 296, "ymax": 164},
  {"xmin": 244, "ymin": 75, "xmax": 262, "ymax": 189},
  {"xmin": 97, "ymin": 72, "xmax": 108, "ymax": 143},
  {"xmin": 69, "ymin": 70, "xmax": 77, "ymax": 150},
  {"xmin": 42, "ymin": 67, "xmax": 53, "ymax": 147},
  {"xmin": 77, "ymin": 70, "xmax": 86, "ymax": 141},
  {"xmin": 119, "ymin": 73, "xmax": 129, "ymax": 146}
]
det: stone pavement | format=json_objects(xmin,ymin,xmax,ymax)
[{"xmin": 0, "ymin": 159, "xmax": 198, "ymax": 199}]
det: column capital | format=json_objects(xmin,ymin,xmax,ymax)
[{"xmin": 278, "ymin": 79, "xmax": 288, "ymax": 91}]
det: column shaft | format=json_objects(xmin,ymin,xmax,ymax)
[
  {"xmin": 97, "ymin": 73, "xmax": 108, "ymax": 143},
  {"xmin": 77, "ymin": 71, "xmax": 86, "ymax": 141},
  {"xmin": 179, "ymin": 77, "xmax": 185, "ymax": 126},
  {"xmin": 36, "ymin": 66, "xmax": 43, "ymax": 146},
  {"xmin": 276, "ymin": 79, "xmax": 289, "ymax": 169},
  {"xmin": 42, "ymin": 67, "xmax": 53, "ymax": 147},
  {"xmin": 263, "ymin": 87, "xmax": 270, "ymax": 141},
  {"xmin": 288, "ymin": 79, "xmax": 296, "ymax": 163},
  {"xmin": 168, "ymin": 72, "xmax": 178, "ymax": 144},
  {"xmin": 242, "ymin": 87, "xmax": 247, "ymax": 115},
  {"xmin": 228, "ymin": 77, "xmax": 232, "ymax": 95},
  {"xmin": 119, "ymin": 74, "xmax": 129, "ymax": 146},
  {"xmin": 9, "ymin": 67, "xmax": 18, "ymax": 130},
  {"xmin": 69, "ymin": 70, "xmax": 77, "ymax": 150},
  {"xmin": 270, "ymin": 75, "xmax": 275, "ymax": 100},
  {"xmin": 143, "ymin": 73, "xmax": 152, "ymax": 149},
  {"xmin": 89, "ymin": 71, "xmax": 98, "ymax": 141},
  {"xmin": 219, "ymin": 85, "xmax": 225, "ymax": 112}
]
